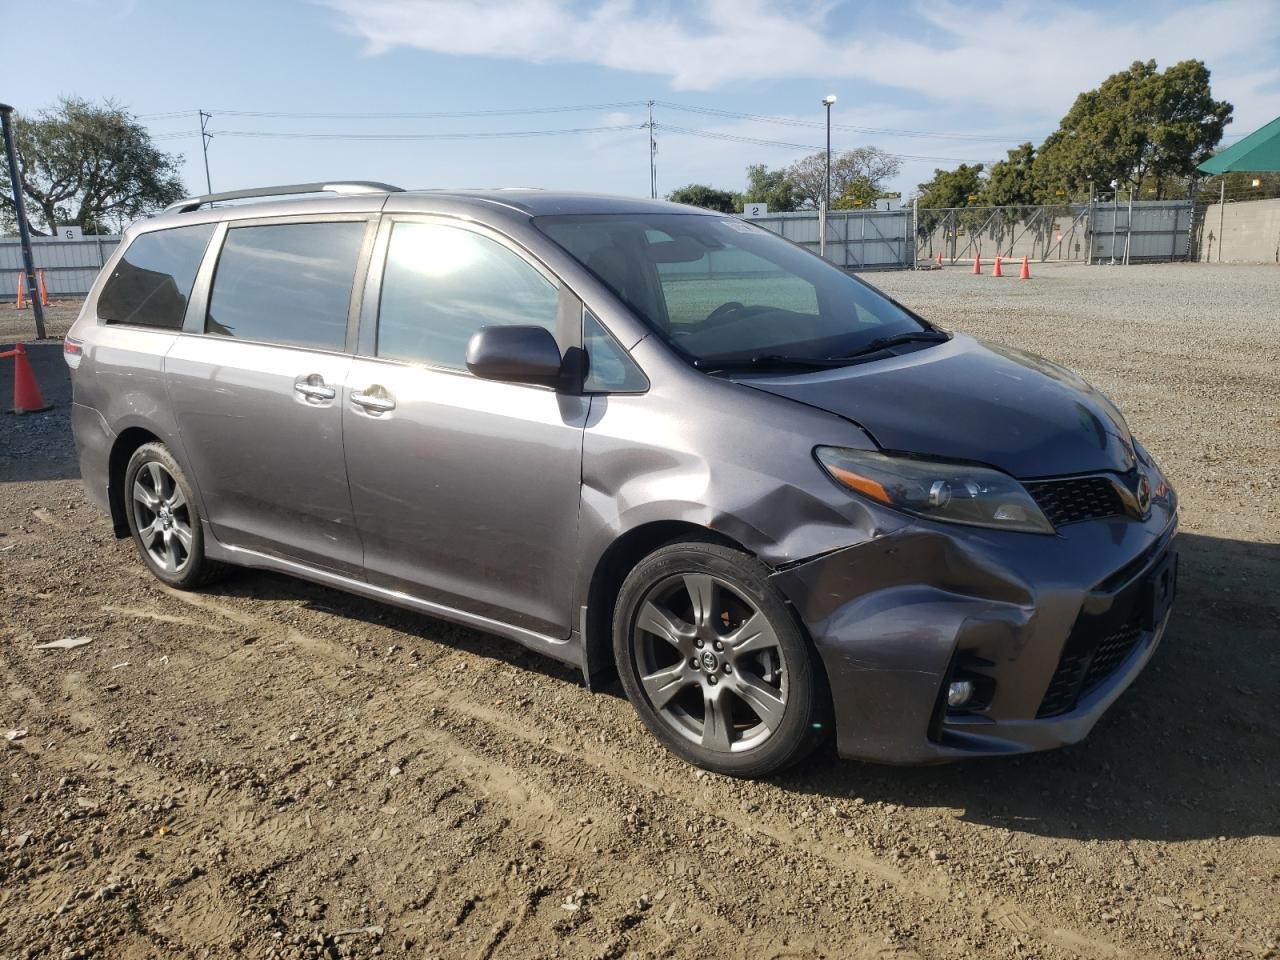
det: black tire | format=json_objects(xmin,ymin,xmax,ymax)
[
  {"xmin": 613, "ymin": 539, "xmax": 826, "ymax": 778},
  {"xmin": 123, "ymin": 442, "xmax": 226, "ymax": 589}
]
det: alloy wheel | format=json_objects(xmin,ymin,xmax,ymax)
[
  {"xmin": 630, "ymin": 572, "xmax": 788, "ymax": 753},
  {"xmin": 131, "ymin": 460, "xmax": 193, "ymax": 574}
]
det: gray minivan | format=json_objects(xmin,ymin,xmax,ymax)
[{"xmin": 67, "ymin": 182, "xmax": 1177, "ymax": 777}]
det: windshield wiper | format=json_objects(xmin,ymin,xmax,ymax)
[
  {"xmin": 695, "ymin": 354, "xmax": 852, "ymax": 373},
  {"xmin": 697, "ymin": 331, "xmax": 949, "ymax": 374},
  {"xmin": 829, "ymin": 330, "xmax": 949, "ymax": 360}
]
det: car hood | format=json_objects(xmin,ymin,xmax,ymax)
[{"xmin": 739, "ymin": 333, "xmax": 1136, "ymax": 479}]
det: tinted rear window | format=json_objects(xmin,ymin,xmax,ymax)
[
  {"xmin": 205, "ymin": 221, "xmax": 366, "ymax": 350},
  {"xmin": 97, "ymin": 224, "xmax": 215, "ymax": 329}
]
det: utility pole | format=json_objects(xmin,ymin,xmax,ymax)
[
  {"xmin": 646, "ymin": 100, "xmax": 657, "ymax": 199},
  {"xmin": 0, "ymin": 103, "xmax": 46, "ymax": 340},
  {"xmin": 198, "ymin": 109, "xmax": 213, "ymax": 195}
]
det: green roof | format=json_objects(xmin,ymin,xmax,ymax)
[{"xmin": 1199, "ymin": 115, "xmax": 1280, "ymax": 174}]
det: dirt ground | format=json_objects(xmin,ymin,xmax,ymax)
[{"xmin": 2, "ymin": 264, "xmax": 1278, "ymax": 960}]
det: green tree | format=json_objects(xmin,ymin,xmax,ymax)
[
  {"xmin": 0, "ymin": 97, "xmax": 185, "ymax": 236},
  {"xmin": 832, "ymin": 175, "xmax": 889, "ymax": 209},
  {"xmin": 916, "ymin": 163, "xmax": 986, "ymax": 210},
  {"xmin": 1033, "ymin": 59, "xmax": 1232, "ymax": 200},
  {"xmin": 666, "ymin": 183, "xmax": 742, "ymax": 213},
  {"xmin": 742, "ymin": 163, "xmax": 798, "ymax": 212},
  {"xmin": 785, "ymin": 147, "xmax": 902, "ymax": 209},
  {"xmin": 983, "ymin": 143, "xmax": 1038, "ymax": 207}
]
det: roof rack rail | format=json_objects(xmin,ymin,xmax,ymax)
[{"xmin": 164, "ymin": 181, "xmax": 404, "ymax": 214}]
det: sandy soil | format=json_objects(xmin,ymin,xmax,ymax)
[{"xmin": 2, "ymin": 263, "xmax": 1278, "ymax": 959}]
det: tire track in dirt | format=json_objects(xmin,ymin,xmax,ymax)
[
  {"xmin": 89, "ymin": 580, "xmax": 875, "ymax": 957},
  {"xmin": 139, "ymin": 577, "xmax": 1147, "ymax": 960}
]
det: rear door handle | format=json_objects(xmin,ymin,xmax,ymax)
[
  {"xmin": 351, "ymin": 387, "xmax": 396, "ymax": 415},
  {"xmin": 294, "ymin": 375, "xmax": 336, "ymax": 401}
]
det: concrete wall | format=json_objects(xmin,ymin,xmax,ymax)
[{"xmin": 1199, "ymin": 198, "xmax": 1280, "ymax": 264}]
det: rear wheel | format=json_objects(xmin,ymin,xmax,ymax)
[
  {"xmin": 613, "ymin": 540, "xmax": 825, "ymax": 778},
  {"xmin": 124, "ymin": 442, "xmax": 226, "ymax": 589}
]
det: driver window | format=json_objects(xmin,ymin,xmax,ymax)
[{"xmin": 377, "ymin": 222, "xmax": 560, "ymax": 370}]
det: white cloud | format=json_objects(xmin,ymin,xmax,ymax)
[{"xmin": 325, "ymin": 0, "xmax": 1280, "ymax": 130}]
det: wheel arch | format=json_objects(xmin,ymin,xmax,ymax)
[
  {"xmin": 107, "ymin": 427, "xmax": 165, "ymax": 538},
  {"xmin": 580, "ymin": 520, "xmax": 753, "ymax": 689}
]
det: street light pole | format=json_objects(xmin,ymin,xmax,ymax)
[
  {"xmin": 0, "ymin": 103, "xmax": 46, "ymax": 340},
  {"xmin": 822, "ymin": 95, "xmax": 837, "ymax": 212}
]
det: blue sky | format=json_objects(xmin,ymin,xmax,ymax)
[{"xmin": 7, "ymin": 0, "xmax": 1280, "ymax": 203}]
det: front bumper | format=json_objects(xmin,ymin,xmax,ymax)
[{"xmin": 771, "ymin": 502, "xmax": 1178, "ymax": 764}]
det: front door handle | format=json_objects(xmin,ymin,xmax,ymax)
[
  {"xmin": 294, "ymin": 375, "xmax": 336, "ymax": 402},
  {"xmin": 351, "ymin": 387, "xmax": 396, "ymax": 415}
]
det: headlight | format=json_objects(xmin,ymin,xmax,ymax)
[
  {"xmin": 1133, "ymin": 439, "xmax": 1173, "ymax": 503},
  {"xmin": 815, "ymin": 447, "xmax": 1055, "ymax": 534}
]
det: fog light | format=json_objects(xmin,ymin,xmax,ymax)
[{"xmin": 947, "ymin": 680, "xmax": 976, "ymax": 707}]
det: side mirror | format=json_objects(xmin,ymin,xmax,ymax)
[{"xmin": 465, "ymin": 325, "xmax": 563, "ymax": 387}]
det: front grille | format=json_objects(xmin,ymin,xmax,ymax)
[
  {"xmin": 1037, "ymin": 615, "xmax": 1144, "ymax": 718},
  {"xmin": 1081, "ymin": 623, "xmax": 1142, "ymax": 690},
  {"xmin": 1025, "ymin": 475, "xmax": 1125, "ymax": 527}
]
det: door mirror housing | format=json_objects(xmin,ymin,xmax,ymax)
[{"xmin": 465, "ymin": 325, "xmax": 564, "ymax": 387}]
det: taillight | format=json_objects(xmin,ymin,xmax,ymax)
[{"xmin": 64, "ymin": 335, "xmax": 83, "ymax": 370}]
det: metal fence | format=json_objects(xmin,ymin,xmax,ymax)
[
  {"xmin": 1088, "ymin": 201, "xmax": 1193, "ymax": 262},
  {"xmin": 0, "ymin": 235, "xmax": 120, "ymax": 299},
  {"xmin": 914, "ymin": 200, "xmax": 1194, "ymax": 265},
  {"xmin": 745, "ymin": 209, "xmax": 914, "ymax": 270}
]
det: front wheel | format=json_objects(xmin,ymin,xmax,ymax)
[{"xmin": 613, "ymin": 540, "xmax": 826, "ymax": 778}]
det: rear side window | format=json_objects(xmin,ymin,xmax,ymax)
[
  {"xmin": 376, "ymin": 222, "xmax": 559, "ymax": 370},
  {"xmin": 205, "ymin": 221, "xmax": 366, "ymax": 350},
  {"xmin": 97, "ymin": 223, "xmax": 215, "ymax": 329}
]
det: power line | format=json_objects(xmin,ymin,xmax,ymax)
[
  {"xmin": 137, "ymin": 100, "xmax": 1256, "ymax": 150},
  {"xmin": 197, "ymin": 120, "xmax": 993, "ymax": 163},
  {"xmin": 202, "ymin": 101, "xmax": 649, "ymax": 120},
  {"xmin": 208, "ymin": 124, "xmax": 643, "ymax": 141},
  {"xmin": 659, "ymin": 124, "xmax": 997, "ymax": 163},
  {"xmin": 655, "ymin": 101, "xmax": 1033, "ymax": 143},
  {"xmin": 137, "ymin": 100, "xmax": 1029, "ymax": 144}
]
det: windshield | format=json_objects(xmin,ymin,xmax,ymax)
[{"xmin": 534, "ymin": 212, "xmax": 929, "ymax": 369}]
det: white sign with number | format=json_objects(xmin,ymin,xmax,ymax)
[
  {"xmin": 742, "ymin": 203, "xmax": 768, "ymax": 218},
  {"xmin": 57, "ymin": 224, "xmax": 83, "ymax": 241}
]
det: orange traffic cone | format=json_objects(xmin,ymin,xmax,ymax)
[
  {"xmin": 972, "ymin": 252, "xmax": 982, "ymax": 275},
  {"xmin": 1019, "ymin": 255, "xmax": 1031, "ymax": 280},
  {"xmin": 14, "ymin": 272, "xmax": 25, "ymax": 309},
  {"xmin": 37, "ymin": 270, "xmax": 49, "ymax": 306},
  {"xmin": 2, "ymin": 343, "xmax": 52, "ymax": 414},
  {"xmin": 992, "ymin": 255, "xmax": 1003, "ymax": 277}
]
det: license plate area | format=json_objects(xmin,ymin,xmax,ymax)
[{"xmin": 1142, "ymin": 550, "xmax": 1178, "ymax": 629}]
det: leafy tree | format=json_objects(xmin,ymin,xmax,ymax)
[
  {"xmin": 0, "ymin": 97, "xmax": 185, "ymax": 236},
  {"xmin": 832, "ymin": 175, "xmax": 891, "ymax": 209},
  {"xmin": 1033, "ymin": 59, "xmax": 1232, "ymax": 200},
  {"xmin": 666, "ymin": 183, "xmax": 742, "ymax": 213},
  {"xmin": 785, "ymin": 147, "xmax": 902, "ymax": 209},
  {"xmin": 914, "ymin": 163, "xmax": 987, "ymax": 243},
  {"xmin": 983, "ymin": 143, "xmax": 1038, "ymax": 207},
  {"xmin": 742, "ymin": 163, "xmax": 798, "ymax": 212},
  {"xmin": 916, "ymin": 163, "xmax": 986, "ymax": 210}
]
